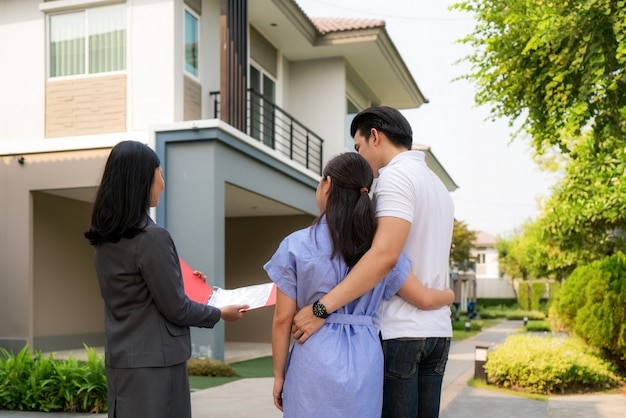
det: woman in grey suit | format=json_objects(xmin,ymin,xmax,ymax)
[{"xmin": 85, "ymin": 140, "xmax": 247, "ymax": 418}]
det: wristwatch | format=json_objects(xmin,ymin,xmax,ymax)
[{"xmin": 312, "ymin": 300, "xmax": 330, "ymax": 319}]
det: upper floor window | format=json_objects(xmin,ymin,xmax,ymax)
[
  {"xmin": 49, "ymin": 4, "xmax": 126, "ymax": 78},
  {"xmin": 184, "ymin": 9, "xmax": 199, "ymax": 78},
  {"xmin": 249, "ymin": 63, "xmax": 276, "ymax": 147}
]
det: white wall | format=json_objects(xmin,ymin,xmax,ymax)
[
  {"xmin": 200, "ymin": 0, "xmax": 221, "ymax": 118},
  {"xmin": 287, "ymin": 57, "xmax": 346, "ymax": 164},
  {"xmin": 0, "ymin": 1, "xmax": 46, "ymax": 141},
  {"xmin": 129, "ymin": 0, "xmax": 177, "ymax": 129},
  {"xmin": 475, "ymin": 247, "xmax": 500, "ymax": 279}
]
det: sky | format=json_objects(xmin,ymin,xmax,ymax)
[{"xmin": 296, "ymin": 0, "xmax": 558, "ymax": 237}]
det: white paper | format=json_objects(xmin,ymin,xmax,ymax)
[{"xmin": 207, "ymin": 283, "xmax": 275, "ymax": 310}]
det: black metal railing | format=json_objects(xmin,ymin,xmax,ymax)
[{"xmin": 209, "ymin": 89, "xmax": 324, "ymax": 175}]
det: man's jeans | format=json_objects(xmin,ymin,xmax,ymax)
[{"xmin": 381, "ymin": 337, "xmax": 451, "ymax": 418}]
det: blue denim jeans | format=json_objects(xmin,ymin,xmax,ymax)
[{"xmin": 381, "ymin": 337, "xmax": 451, "ymax": 418}]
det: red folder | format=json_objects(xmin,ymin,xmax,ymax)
[{"xmin": 180, "ymin": 257, "xmax": 212, "ymax": 304}]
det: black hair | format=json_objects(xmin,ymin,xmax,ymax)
[
  {"xmin": 84, "ymin": 141, "xmax": 160, "ymax": 245},
  {"xmin": 350, "ymin": 105, "xmax": 413, "ymax": 149},
  {"xmin": 315, "ymin": 153, "xmax": 376, "ymax": 267}
]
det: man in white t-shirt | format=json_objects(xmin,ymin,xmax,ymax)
[{"xmin": 292, "ymin": 106, "xmax": 455, "ymax": 418}]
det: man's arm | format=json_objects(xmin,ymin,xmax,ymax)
[
  {"xmin": 292, "ymin": 216, "xmax": 411, "ymax": 342},
  {"xmin": 397, "ymin": 270, "xmax": 454, "ymax": 310}
]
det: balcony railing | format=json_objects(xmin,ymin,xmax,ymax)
[{"xmin": 210, "ymin": 89, "xmax": 324, "ymax": 175}]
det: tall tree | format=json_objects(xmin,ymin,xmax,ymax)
[
  {"xmin": 454, "ymin": 0, "xmax": 626, "ymax": 155},
  {"xmin": 450, "ymin": 219, "xmax": 477, "ymax": 271},
  {"xmin": 454, "ymin": 0, "xmax": 626, "ymax": 268}
]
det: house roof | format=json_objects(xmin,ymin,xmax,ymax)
[
  {"xmin": 473, "ymin": 231, "xmax": 497, "ymax": 246},
  {"xmin": 412, "ymin": 144, "xmax": 458, "ymax": 192},
  {"xmin": 249, "ymin": 0, "xmax": 427, "ymax": 109},
  {"xmin": 310, "ymin": 18, "xmax": 385, "ymax": 35}
]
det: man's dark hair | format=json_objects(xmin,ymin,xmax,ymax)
[
  {"xmin": 315, "ymin": 152, "xmax": 376, "ymax": 267},
  {"xmin": 350, "ymin": 106, "xmax": 413, "ymax": 149},
  {"xmin": 85, "ymin": 141, "xmax": 161, "ymax": 245}
]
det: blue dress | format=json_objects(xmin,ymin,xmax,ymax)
[{"xmin": 264, "ymin": 219, "xmax": 410, "ymax": 418}]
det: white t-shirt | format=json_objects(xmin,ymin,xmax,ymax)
[{"xmin": 376, "ymin": 150, "xmax": 454, "ymax": 339}]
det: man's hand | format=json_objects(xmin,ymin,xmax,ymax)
[{"xmin": 292, "ymin": 304, "xmax": 325, "ymax": 343}]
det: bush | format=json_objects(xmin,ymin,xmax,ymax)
[
  {"xmin": 505, "ymin": 310, "xmax": 545, "ymax": 320},
  {"xmin": 556, "ymin": 253, "xmax": 626, "ymax": 366},
  {"xmin": 485, "ymin": 335, "xmax": 622, "ymax": 394},
  {"xmin": 476, "ymin": 298, "xmax": 518, "ymax": 308},
  {"xmin": 186, "ymin": 358, "xmax": 237, "ymax": 377},
  {"xmin": 0, "ymin": 346, "xmax": 107, "ymax": 413},
  {"xmin": 525, "ymin": 321, "xmax": 551, "ymax": 332},
  {"xmin": 530, "ymin": 281, "xmax": 546, "ymax": 311},
  {"xmin": 452, "ymin": 319, "xmax": 483, "ymax": 331},
  {"xmin": 517, "ymin": 281, "xmax": 530, "ymax": 310},
  {"xmin": 478, "ymin": 308, "xmax": 507, "ymax": 319}
]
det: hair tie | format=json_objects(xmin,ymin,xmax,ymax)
[{"xmin": 359, "ymin": 187, "xmax": 369, "ymax": 194}]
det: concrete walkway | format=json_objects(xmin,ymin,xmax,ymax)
[{"xmin": 1, "ymin": 320, "xmax": 625, "ymax": 417}]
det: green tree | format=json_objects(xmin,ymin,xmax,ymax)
[
  {"xmin": 450, "ymin": 219, "xmax": 476, "ymax": 270},
  {"xmin": 455, "ymin": 0, "xmax": 626, "ymax": 270},
  {"xmin": 453, "ymin": 0, "xmax": 626, "ymax": 155}
]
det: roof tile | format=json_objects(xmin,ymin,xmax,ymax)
[{"xmin": 311, "ymin": 17, "xmax": 385, "ymax": 35}]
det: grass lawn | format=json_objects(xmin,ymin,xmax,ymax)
[
  {"xmin": 452, "ymin": 318, "xmax": 502, "ymax": 341},
  {"xmin": 189, "ymin": 356, "xmax": 274, "ymax": 391}
]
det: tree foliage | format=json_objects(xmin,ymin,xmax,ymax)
[
  {"xmin": 456, "ymin": 0, "xmax": 626, "ymax": 273},
  {"xmin": 454, "ymin": 0, "xmax": 626, "ymax": 155},
  {"xmin": 450, "ymin": 219, "xmax": 476, "ymax": 270}
]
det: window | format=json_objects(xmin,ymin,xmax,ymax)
[
  {"xmin": 49, "ymin": 4, "xmax": 126, "ymax": 78},
  {"xmin": 249, "ymin": 64, "xmax": 276, "ymax": 147},
  {"xmin": 184, "ymin": 9, "xmax": 199, "ymax": 77}
]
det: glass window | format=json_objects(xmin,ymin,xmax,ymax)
[
  {"xmin": 184, "ymin": 10, "xmax": 199, "ymax": 77},
  {"xmin": 249, "ymin": 63, "xmax": 276, "ymax": 147},
  {"xmin": 49, "ymin": 4, "xmax": 126, "ymax": 78}
]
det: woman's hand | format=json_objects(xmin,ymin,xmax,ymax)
[
  {"xmin": 219, "ymin": 305, "xmax": 249, "ymax": 321},
  {"xmin": 193, "ymin": 270, "xmax": 207, "ymax": 282},
  {"xmin": 273, "ymin": 377, "xmax": 285, "ymax": 411}
]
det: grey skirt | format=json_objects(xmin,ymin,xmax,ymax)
[{"xmin": 106, "ymin": 362, "xmax": 191, "ymax": 418}]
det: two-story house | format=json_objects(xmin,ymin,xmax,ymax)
[
  {"xmin": 472, "ymin": 231, "xmax": 515, "ymax": 299},
  {"xmin": 0, "ymin": 0, "xmax": 457, "ymax": 360}
]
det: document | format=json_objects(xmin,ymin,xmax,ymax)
[{"xmin": 180, "ymin": 257, "xmax": 276, "ymax": 310}]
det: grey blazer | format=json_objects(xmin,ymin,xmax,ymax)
[{"xmin": 93, "ymin": 218, "xmax": 221, "ymax": 368}]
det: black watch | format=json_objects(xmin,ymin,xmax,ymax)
[{"xmin": 312, "ymin": 300, "xmax": 330, "ymax": 319}]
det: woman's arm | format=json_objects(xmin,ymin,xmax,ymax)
[
  {"xmin": 271, "ymin": 289, "xmax": 296, "ymax": 411},
  {"xmin": 397, "ymin": 271, "xmax": 454, "ymax": 310}
]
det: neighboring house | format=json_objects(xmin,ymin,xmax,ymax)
[
  {"xmin": 0, "ymin": 0, "xmax": 457, "ymax": 360},
  {"xmin": 472, "ymin": 231, "xmax": 516, "ymax": 299}
]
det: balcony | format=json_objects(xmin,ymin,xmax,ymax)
[{"xmin": 210, "ymin": 89, "xmax": 324, "ymax": 175}]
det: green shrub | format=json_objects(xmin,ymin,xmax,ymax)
[
  {"xmin": 505, "ymin": 310, "xmax": 545, "ymax": 320},
  {"xmin": 547, "ymin": 281, "xmax": 560, "ymax": 311},
  {"xmin": 556, "ymin": 253, "xmax": 626, "ymax": 366},
  {"xmin": 517, "ymin": 281, "xmax": 530, "ymax": 310},
  {"xmin": 525, "ymin": 321, "xmax": 551, "ymax": 332},
  {"xmin": 186, "ymin": 358, "xmax": 237, "ymax": 377},
  {"xmin": 530, "ymin": 281, "xmax": 546, "ymax": 311},
  {"xmin": 478, "ymin": 309, "xmax": 507, "ymax": 319},
  {"xmin": 452, "ymin": 320, "xmax": 483, "ymax": 331},
  {"xmin": 476, "ymin": 298, "xmax": 518, "ymax": 308},
  {"xmin": 485, "ymin": 335, "xmax": 622, "ymax": 394},
  {"xmin": 0, "ymin": 346, "xmax": 107, "ymax": 413}
]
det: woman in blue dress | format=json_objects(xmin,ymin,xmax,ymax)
[{"xmin": 265, "ymin": 152, "xmax": 454, "ymax": 417}]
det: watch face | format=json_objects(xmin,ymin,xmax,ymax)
[{"xmin": 313, "ymin": 301, "xmax": 328, "ymax": 318}]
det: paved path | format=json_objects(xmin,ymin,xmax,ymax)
[{"xmin": 2, "ymin": 320, "xmax": 625, "ymax": 417}]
